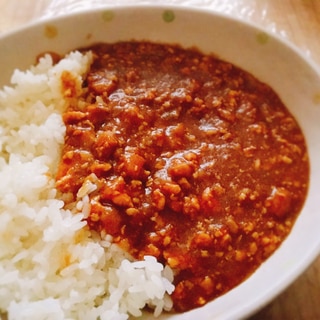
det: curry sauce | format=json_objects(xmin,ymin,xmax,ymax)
[{"xmin": 56, "ymin": 42, "xmax": 309, "ymax": 312}]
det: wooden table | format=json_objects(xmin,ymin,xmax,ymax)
[{"xmin": 0, "ymin": 0, "xmax": 319, "ymax": 319}]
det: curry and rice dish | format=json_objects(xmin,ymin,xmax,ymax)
[{"xmin": 0, "ymin": 41, "xmax": 309, "ymax": 318}]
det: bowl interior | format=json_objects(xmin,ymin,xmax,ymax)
[{"xmin": 1, "ymin": 5, "xmax": 320, "ymax": 320}]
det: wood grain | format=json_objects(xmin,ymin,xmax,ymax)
[{"xmin": 250, "ymin": 255, "xmax": 320, "ymax": 319}]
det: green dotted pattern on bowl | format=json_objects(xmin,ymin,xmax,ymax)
[
  {"xmin": 102, "ymin": 10, "xmax": 115, "ymax": 22},
  {"xmin": 43, "ymin": 10, "xmax": 275, "ymax": 48},
  {"xmin": 162, "ymin": 10, "xmax": 175, "ymax": 23},
  {"xmin": 44, "ymin": 25, "xmax": 58, "ymax": 39},
  {"xmin": 42, "ymin": 6, "xmax": 320, "ymax": 111},
  {"xmin": 42, "ymin": 9, "xmax": 320, "ymax": 113},
  {"xmin": 256, "ymin": 32, "xmax": 270, "ymax": 45},
  {"xmin": 313, "ymin": 93, "xmax": 320, "ymax": 104},
  {"xmin": 42, "ymin": 7, "xmax": 320, "ymax": 111}
]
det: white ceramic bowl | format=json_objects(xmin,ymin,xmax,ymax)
[{"xmin": 1, "ymin": 5, "xmax": 320, "ymax": 320}]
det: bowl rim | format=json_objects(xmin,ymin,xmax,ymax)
[{"xmin": 1, "ymin": 3, "xmax": 320, "ymax": 74}]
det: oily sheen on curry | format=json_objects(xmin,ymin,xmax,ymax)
[{"xmin": 55, "ymin": 42, "xmax": 309, "ymax": 312}]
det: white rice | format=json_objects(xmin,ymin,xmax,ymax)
[{"xmin": 0, "ymin": 51, "xmax": 174, "ymax": 320}]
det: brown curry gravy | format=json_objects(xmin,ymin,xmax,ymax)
[{"xmin": 56, "ymin": 42, "xmax": 309, "ymax": 312}]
